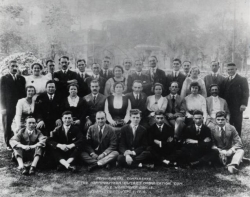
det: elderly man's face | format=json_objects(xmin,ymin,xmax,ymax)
[
  {"xmin": 9, "ymin": 63, "xmax": 18, "ymax": 74},
  {"xmin": 96, "ymin": 112, "xmax": 106, "ymax": 127},
  {"xmin": 210, "ymin": 86, "xmax": 219, "ymax": 97}
]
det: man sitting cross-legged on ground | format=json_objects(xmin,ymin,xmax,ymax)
[
  {"xmin": 117, "ymin": 109, "xmax": 149, "ymax": 168},
  {"xmin": 47, "ymin": 111, "xmax": 83, "ymax": 172},
  {"xmin": 211, "ymin": 111, "xmax": 245, "ymax": 174},
  {"xmin": 169, "ymin": 110, "xmax": 216, "ymax": 168},
  {"xmin": 10, "ymin": 116, "xmax": 47, "ymax": 175},
  {"xmin": 81, "ymin": 111, "xmax": 119, "ymax": 172}
]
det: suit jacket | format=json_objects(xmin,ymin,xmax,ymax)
[
  {"xmin": 0, "ymin": 74, "xmax": 26, "ymax": 112},
  {"xmin": 119, "ymin": 124, "xmax": 148, "ymax": 155},
  {"xmin": 100, "ymin": 69, "xmax": 114, "ymax": 82},
  {"xmin": 211, "ymin": 123, "xmax": 243, "ymax": 150},
  {"xmin": 206, "ymin": 96, "xmax": 229, "ymax": 118},
  {"xmin": 204, "ymin": 74, "xmax": 225, "ymax": 97},
  {"xmin": 83, "ymin": 93, "xmax": 106, "ymax": 122},
  {"xmin": 125, "ymin": 92, "xmax": 147, "ymax": 118},
  {"xmin": 145, "ymin": 68, "xmax": 167, "ymax": 95},
  {"xmin": 47, "ymin": 125, "xmax": 83, "ymax": 150},
  {"xmin": 221, "ymin": 74, "xmax": 249, "ymax": 113},
  {"xmin": 165, "ymin": 71, "xmax": 186, "ymax": 95},
  {"xmin": 85, "ymin": 76, "xmax": 106, "ymax": 94},
  {"xmin": 182, "ymin": 124, "xmax": 213, "ymax": 151},
  {"xmin": 76, "ymin": 72, "xmax": 90, "ymax": 97},
  {"xmin": 10, "ymin": 128, "xmax": 47, "ymax": 148},
  {"xmin": 165, "ymin": 94, "xmax": 185, "ymax": 116},
  {"xmin": 35, "ymin": 93, "xmax": 62, "ymax": 124},
  {"xmin": 126, "ymin": 72, "xmax": 152, "ymax": 95},
  {"xmin": 53, "ymin": 70, "xmax": 78, "ymax": 98},
  {"xmin": 85, "ymin": 124, "xmax": 117, "ymax": 155}
]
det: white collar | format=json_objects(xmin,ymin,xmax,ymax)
[
  {"xmin": 195, "ymin": 124, "xmax": 202, "ymax": 130},
  {"xmin": 26, "ymin": 129, "xmax": 34, "ymax": 135},
  {"xmin": 63, "ymin": 125, "xmax": 71, "ymax": 130},
  {"xmin": 156, "ymin": 124, "xmax": 163, "ymax": 129},
  {"xmin": 93, "ymin": 74, "xmax": 99, "ymax": 78},
  {"xmin": 170, "ymin": 94, "xmax": 177, "ymax": 99},
  {"xmin": 133, "ymin": 92, "xmax": 140, "ymax": 97},
  {"xmin": 173, "ymin": 71, "xmax": 179, "ymax": 75},
  {"xmin": 211, "ymin": 71, "xmax": 219, "ymax": 76},
  {"xmin": 212, "ymin": 95, "xmax": 219, "ymax": 99},
  {"xmin": 229, "ymin": 73, "xmax": 237, "ymax": 80},
  {"xmin": 92, "ymin": 93, "xmax": 98, "ymax": 98},
  {"xmin": 62, "ymin": 69, "xmax": 69, "ymax": 73},
  {"xmin": 130, "ymin": 123, "xmax": 138, "ymax": 129},
  {"xmin": 102, "ymin": 69, "xmax": 108, "ymax": 73},
  {"xmin": 151, "ymin": 67, "xmax": 157, "ymax": 72},
  {"xmin": 47, "ymin": 94, "xmax": 54, "ymax": 99},
  {"xmin": 98, "ymin": 125, "xmax": 105, "ymax": 132},
  {"xmin": 219, "ymin": 126, "xmax": 226, "ymax": 131},
  {"xmin": 79, "ymin": 71, "xmax": 86, "ymax": 75},
  {"xmin": 136, "ymin": 71, "xmax": 142, "ymax": 75}
]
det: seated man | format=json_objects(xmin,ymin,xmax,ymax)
[
  {"xmin": 206, "ymin": 84, "xmax": 230, "ymax": 130},
  {"xmin": 81, "ymin": 111, "xmax": 119, "ymax": 172},
  {"xmin": 211, "ymin": 111, "xmax": 244, "ymax": 174},
  {"xmin": 10, "ymin": 116, "xmax": 47, "ymax": 175},
  {"xmin": 170, "ymin": 110, "xmax": 215, "ymax": 167},
  {"xmin": 47, "ymin": 111, "xmax": 83, "ymax": 172},
  {"xmin": 147, "ymin": 110, "xmax": 175, "ymax": 166},
  {"xmin": 117, "ymin": 109, "xmax": 148, "ymax": 168},
  {"xmin": 165, "ymin": 81, "xmax": 186, "ymax": 140}
]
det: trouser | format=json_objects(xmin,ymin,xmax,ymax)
[
  {"xmin": 227, "ymin": 149, "xmax": 244, "ymax": 167},
  {"xmin": 52, "ymin": 147, "xmax": 80, "ymax": 163},
  {"xmin": 2, "ymin": 111, "xmax": 15, "ymax": 147},
  {"xmin": 117, "ymin": 151, "xmax": 151, "ymax": 167},
  {"xmin": 230, "ymin": 111, "xmax": 243, "ymax": 136},
  {"xmin": 13, "ymin": 147, "xmax": 44, "ymax": 161},
  {"xmin": 81, "ymin": 151, "xmax": 119, "ymax": 166},
  {"xmin": 169, "ymin": 117, "xmax": 185, "ymax": 138}
]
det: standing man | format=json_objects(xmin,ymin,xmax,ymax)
[
  {"xmin": 127, "ymin": 60, "xmax": 151, "ymax": 95},
  {"xmin": 145, "ymin": 56, "xmax": 167, "ymax": 95},
  {"xmin": 123, "ymin": 58, "xmax": 134, "ymax": 79},
  {"xmin": 84, "ymin": 80, "xmax": 106, "ymax": 127},
  {"xmin": 204, "ymin": 61, "xmax": 225, "ymax": 97},
  {"xmin": 221, "ymin": 63, "xmax": 249, "ymax": 135},
  {"xmin": 166, "ymin": 59, "xmax": 186, "ymax": 95},
  {"xmin": 100, "ymin": 56, "xmax": 114, "ymax": 82},
  {"xmin": 0, "ymin": 60, "xmax": 26, "ymax": 150},
  {"xmin": 75, "ymin": 59, "xmax": 90, "ymax": 97},
  {"xmin": 45, "ymin": 60, "xmax": 55, "ymax": 80},
  {"xmin": 182, "ymin": 61, "xmax": 191, "ymax": 76},
  {"xmin": 81, "ymin": 111, "xmax": 119, "ymax": 172},
  {"xmin": 47, "ymin": 111, "xmax": 83, "ymax": 172},
  {"xmin": 53, "ymin": 56, "xmax": 78, "ymax": 98},
  {"xmin": 35, "ymin": 80, "xmax": 62, "ymax": 136},
  {"xmin": 85, "ymin": 63, "xmax": 106, "ymax": 94}
]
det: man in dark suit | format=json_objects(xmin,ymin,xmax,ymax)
[
  {"xmin": 221, "ymin": 63, "xmax": 249, "ymax": 136},
  {"xmin": 81, "ymin": 111, "xmax": 119, "ymax": 171},
  {"xmin": 165, "ymin": 81, "xmax": 185, "ymax": 140},
  {"xmin": 85, "ymin": 63, "xmax": 106, "ymax": 94},
  {"xmin": 84, "ymin": 80, "xmax": 106, "ymax": 127},
  {"xmin": 99, "ymin": 56, "xmax": 114, "ymax": 82},
  {"xmin": 166, "ymin": 59, "xmax": 186, "ymax": 95},
  {"xmin": 47, "ymin": 111, "xmax": 83, "ymax": 172},
  {"xmin": 117, "ymin": 109, "xmax": 149, "ymax": 168},
  {"xmin": 170, "ymin": 110, "xmax": 215, "ymax": 167},
  {"xmin": 127, "ymin": 60, "xmax": 151, "ymax": 95},
  {"xmin": 75, "ymin": 59, "xmax": 90, "ymax": 97},
  {"xmin": 182, "ymin": 61, "xmax": 191, "ymax": 76},
  {"xmin": 53, "ymin": 56, "xmax": 78, "ymax": 98},
  {"xmin": 0, "ymin": 60, "xmax": 26, "ymax": 150},
  {"xmin": 35, "ymin": 80, "xmax": 62, "ymax": 136},
  {"xmin": 204, "ymin": 61, "xmax": 225, "ymax": 97},
  {"xmin": 145, "ymin": 56, "xmax": 167, "ymax": 95},
  {"xmin": 45, "ymin": 60, "xmax": 55, "ymax": 80}
]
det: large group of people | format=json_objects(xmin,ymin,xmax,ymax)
[{"xmin": 0, "ymin": 55, "xmax": 249, "ymax": 176}]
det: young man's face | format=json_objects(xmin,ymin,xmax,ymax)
[
  {"xmin": 90, "ymin": 82, "xmax": 100, "ymax": 94},
  {"xmin": 216, "ymin": 116, "xmax": 226, "ymax": 127},
  {"xmin": 62, "ymin": 114, "xmax": 73, "ymax": 126},
  {"xmin": 46, "ymin": 83, "xmax": 56, "ymax": 95},
  {"xmin": 124, "ymin": 60, "xmax": 132, "ymax": 71},
  {"xmin": 77, "ymin": 61, "xmax": 86, "ymax": 72},
  {"xmin": 130, "ymin": 114, "xmax": 141, "ymax": 126},
  {"xmin": 60, "ymin": 58, "xmax": 69, "ymax": 70},
  {"xmin": 132, "ymin": 82, "xmax": 143, "ymax": 94},
  {"xmin": 227, "ymin": 65, "xmax": 237, "ymax": 76},
  {"xmin": 47, "ymin": 62, "xmax": 55, "ymax": 73},
  {"xmin": 92, "ymin": 64, "xmax": 100, "ymax": 75},
  {"xmin": 193, "ymin": 114, "xmax": 203, "ymax": 126},
  {"xmin": 183, "ymin": 62, "xmax": 191, "ymax": 74},
  {"xmin": 148, "ymin": 57, "xmax": 157, "ymax": 68},
  {"xmin": 96, "ymin": 112, "xmax": 106, "ymax": 127},
  {"xmin": 26, "ymin": 118, "xmax": 36, "ymax": 130},
  {"xmin": 102, "ymin": 58, "xmax": 110, "ymax": 70},
  {"xmin": 211, "ymin": 62, "xmax": 219, "ymax": 73},
  {"xmin": 173, "ymin": 60, "xmax": 181, "ymax": 71},
  {"xmin": 135, "ymin": 61, "xmax": 143, "ymax": 72},
  {"xmin": 155, "ymin": 114, "xmax": 164, "ymax": 126},
  {"xmin": 169, "ymin": 82, "xmax": 179, "ymax": 95},
  {"xmin": 9, "ymin": 63, "xmax": 18, "ymax": 74}
]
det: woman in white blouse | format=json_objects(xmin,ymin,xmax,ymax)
[
  {"xmin": 146, "ymin": 83, "xmax": 168, "ymax": 126},
  {"xmin": 15, "ymin": 86, "xmax": 36, "ymax": 131},
  {"xmin": 104, "ymin": 82, "xmax": 131, "ymax": 127},
  {"xmin": 180, "ymin": 66, "xmax": 207, "ymax": 99},
  {"xmin": 25, "ymin": 63, "xmax": 49, "ymax": 98},
  {"xmin": 104, "ymin": 65, "xmax": 127, "ymax": 96}
]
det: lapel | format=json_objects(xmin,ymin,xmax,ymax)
[
  {"xmin": 61, "ymin": 126, "xmax": 69, "ymax": 142},
  {"xmin": 226, "ymin": 74, "xmax": 238, "ymax": 88},
  {"xmin": 101, "ymin": 125, "xmax": 108, "ymax": 142},
  {"xmin": 128, "ymin": 125, "xmax": 134, "ymax": 144},
  {"xmin": 95, "ymin": 94, "xmax": 101, "ymax": 105}
]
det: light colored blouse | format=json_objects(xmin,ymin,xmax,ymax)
[
  {"xmin": 67, "ymin": 96, "xmax": 79, "ymax": 107},
  {"xmin": 104, "ymin": 77, "xmax": 127, "ymax": 96},
  {"xmin": 146, "ymin": 95, "xmax": 168, "ymax": 114},
  {"xmin": 25, "ymin": 75, "xmax": 48, "ymax": 96},
  {"xmin": 15, "ymin": 97, "xmax": 36, "ymax": 130},
  {"xmin": 180, "ymin": 77, "xmax": 207, "ymax": 99}
]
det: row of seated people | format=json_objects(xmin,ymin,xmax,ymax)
[{"xmin": 9, "ymin": 109, "xmax": 246, "ymax": 176}]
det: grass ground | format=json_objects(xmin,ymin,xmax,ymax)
[{"xmin": 0, "ymin": 120, "xmax": 250, "ymax": 197}]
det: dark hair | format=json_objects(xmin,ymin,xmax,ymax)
[
  {"xmin": 26, "ymin": 85, "xmax": 36, "ymax": 95},
  {"xmin": 149, "ymin": 56, "xmax": 158, "ymax": 62},
  {"xmin": 173, "ymin": 58, "xmax": 181, "ymax": 64},
  {"xmin": 46, "ymin": 60, "xmax": 54, "ymax": 65},
  {"xmin": 155, "ymin": 110, "xmax": 165, "ymax": 116},
  {"xmin": 130, "ymin": 109, "xmax": 141, "ymax": 117},
  {"xmin": 59, "ymin": 56, "xmax": 69, "ymax": 61},
  {"xmin": 113, "ymin": 65, "xmax": 124, "ymax": 74},
  {"xmin": 132, "ymin": 80, "xmax": 143, "ymax": 86},
  {"xmin": 211, "ymin": 61, "xmax": 219, "ymax": 65},
  {"xmin": 9, "ymin": 60, "xmax": 17, "ymax": 64},
  {"xmin": 135, "ymin": 59, "xmax": 143, "ymax": 64},
  {"xmin": 96, "ymin": 111, "xmax": 106, "ymax": 118},
  {"xmin": 113, "ymin": 81, "xmax": 124, "ymax": 90},
  {"xmin": 62, "ymin": 111, "xmax": 73, "ymax": 117},
  {"xmin": 77, "ymin": 59, "xmax": 86, "ymax": 65},
  {"xmin": 227, "ymin": 62, "xmax": 236, "ymax": 67},
  {"xmin": 90, "ymin": 79, "xmax": 100, "ymax": 86},
  {"xmin": 189, "ymin": 81, "xmax": 201, "ymax": 91},
  {"xmin": 25, "ymin": 116, "xmax": 36, "ymax": 122},
  {"xmin": 123, "ymin": 58, "xmax": 132, "ymax": 65},
  {"xmin": 31, "ymin": 63, "xmax": 43, "ymax": 70},
  {"xmin": 46, "ymin": 80, "xmax": 56, "ymax": 87},
  {"xmin": 183, "ymin": 60, "xmax": 191, "ymax": 65},
  {"xmin": 92, "ymin": 63, "xmax": 100, "ymax": 68},
  {"xmin": 216, "ymin": 111, "xmax": 227, "ymax": 118},
  {"xmin": 67, "ymin": 83, "xmax": 79, "ymax": 91},
  {"xmin": 209, "ymin": 84, "xmax": 219, "ymax": 92},
  {"xmin": 103, "ymin": 56, "xmax": 111, "ymax": 60},
  {"xmin": 153, "ymin": 83, "xmax": 164, "ymax": 92},
  {"xmin": 170, "ymin": 81, "xmax": 179, "ymax": 88},
  {"xmin": 193, "ymin": 110, "xmax": 203, "ymax": 116}
]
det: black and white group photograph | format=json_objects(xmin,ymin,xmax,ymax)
[{"xmin": 0, "ymin": 0, "xmax": 250, "ymax": 196}]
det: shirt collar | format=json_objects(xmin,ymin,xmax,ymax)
[
  {"xmin": 93, "ymin": 74, "xmax": 99, "ymax": 78},
  {"xmin": 26, "ymin": 129, "xmax": 34, "ymax": 135},
  {"xmin": 136, "ymin": 71, "xmax": 142, "ymax": 75},
  {"xmin": 130, "ymin": 123, "xmax": 138, "ymax": 129},
  {"xmin": 229, "ymin": 73, "xmax": 237, "ymax": 80},
  {"xmin": 47, "ymin": 93, "xmax": 54, "ymax": 98},
  {"xmin": 211, "ymin": 72, "xmax": 219, "ymax": 76},
  {"xmin": 92, "ymin": 93, "xmax": 98, "ymax": 98},
  {"xmin": 173, "ymin": 71, "xmax": 179, "ymax": 76},
  {"xmin": 170, "ymin": 94, "xmax": 177, "ymax": 99},
  {"xmin": 62, "ymin": 69, "xmax": 69, "ymax": 73},
  {"xmin": 10, "ymin": 72, "xmax": 16, "ymax": 78},
  {"xmin": 102, "ymin": 69, "xmax": 108, "ymax": 73},
  {"xmin": 195, "ymin": 124, "xmax": 202, "ymax": 130},
  {"xmin": 133, "ymin": 92, "xmax": 140, "ymax": 98},
  {"xmin": 156, "ymin": 124, "xmax": 163, "ymax": 129},
  {"xmin": 151, "ymin": 67, "xmax": 157, "ymax": 73},
  {"xmin": 63, "ymin": 124, "xmax": 71, "ymax": 131},
  {"xmin": 98, "ymin": 125, "xmax": 105, "ymax": 133},
  {"xmin": 220, "ymin": 126, "xmax": 226, "ymax": 131}
]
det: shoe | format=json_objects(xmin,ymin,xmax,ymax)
[
  {"xmin": 219, "ymin": 152, "xmax": 227, "ymax": 166},
  {"xmin": 190, "ymin": 161, "xmax": 200, "ymax": 168},
  {"xmin": 88, "ymin": 163, "xmax": 98, "ymax": 172},
  {"xmin": 29, "ymin": 166, "xmax": 36, "ymax": 175},
  {"xmin": 68, "ymin": 165, "xmax": 77, "ymax": 173},
  {"xmin": 144, "ymin": 164, "xmax": 154, "ymax": 170},
  {"xmin": 242, "ymin": 157, "xmax": 250, "ymax": 164},
  {"xmin": 11, "ymin": 153, "xmax": 16, "ymax": 162},
  {"xmin": 228, "ymin": 166, "xmax": 239, "ymax": 174},
  {"xmin": 106, "ymin": 164, "xmax": 111, "ymax": 170},
  {"xmin": 56, "ymin": 164, "xmax": 65, "ymax": 171},
  {"xmin": 22, "ymin": 167, "xmax": 29, "ymax": 175}
]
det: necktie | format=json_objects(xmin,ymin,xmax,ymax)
[
  {"xmin": 13, "ymin": 75, "xmax": 16, "ymax": 81},
  {"xmin": 158, "ymin": 126, "xmax": 162, "ymax": 132},
  {"xmin": 196, "ymin": 127, "xmax": 200, "ymax": 135},
  {"xmin": 104, "ymin": 71, "xmax": 107, "ymax": 78},
  {"xmin": 50, "ymin": 95, "xmax": 53, "ymax": 101},
  {"xmin": 136, "ymin": 94, "xmax": 139, "ymax": 101},
  {"xmin": 93, "ymin": 95, "xmax": 96, "ymax": 104},
  {"xmin": 133, "ymin": 126, "xmax": 137, "ymax": 140},
  {"xmin": 81, "ymin": 73, "xmax": 84, "ymax": 79},
  {"xmin": 99, "ymin": 126, "xmax": 103, "ymax": 141},
  {"xmin": 171, "ymin": 96, "xmax": 175, "ymax": 114},
  {"xmin": 221, "ymin": 127, "xmax": 226, "ymax": 145}
]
